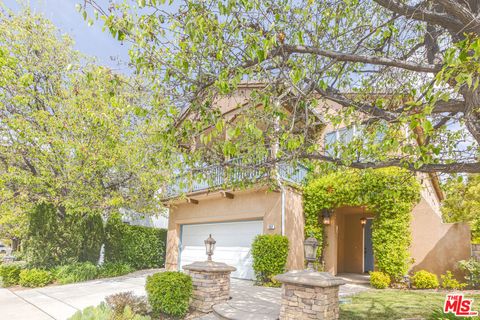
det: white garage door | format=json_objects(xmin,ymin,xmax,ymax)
[{"xmin": 179, "ymin": 220, "xmax": 263, "ymax": 280}]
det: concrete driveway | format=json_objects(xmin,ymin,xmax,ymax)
[{"xmin": 1, "ymin": 269, "xmax": 161, "ymax": 320}]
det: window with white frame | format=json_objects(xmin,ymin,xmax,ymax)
[{"xmin": 324, "ymin": 124, "xmax": 387, "ymax": 157}]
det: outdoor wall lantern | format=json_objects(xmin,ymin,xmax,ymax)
[
  {"xmin": 360, "ymin": 217, "xmax": 367, "ymax": 226},
  {"xmin": 322, "ymin": 208, "xmax": 332, "ymax": 225},
  {"xmin": 204, "ymin": 234, "xmax": 216, "ymax": 261},
  {"xmin": 304, "ymin": 236, "xmax": 319, "ymax": 271}
]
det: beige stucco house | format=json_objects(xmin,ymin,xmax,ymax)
[{"xmin": 164, "ymin": 84, "xmax": 471, "ymax": 280}]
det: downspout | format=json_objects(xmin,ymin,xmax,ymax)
[
  {"xmin": 272, "ymin": 93, "xmax": 289, "ymax": 237},
  {"xmin": 281, "ymin": 187, "xmax": 286, "ymax": 236},
  {"xmin": 274, "ymin": 162, "xmax": 286, "ymax": 236}
]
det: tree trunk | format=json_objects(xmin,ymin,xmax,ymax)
[{"xmin": 463, "ymin": 89, "xmax": 480, "ymax": 145}]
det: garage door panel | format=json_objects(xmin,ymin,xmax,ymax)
[{"xmin": 179, "ymin": 220, "xmax": 262, "ymax": 280}]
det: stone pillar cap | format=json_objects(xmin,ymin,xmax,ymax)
[
  {"xmin": 183, "ymin": 260, "xmax": 237, "ymax": 272},
  {"xmin": 274, "ymin": 270, "xmax": 346, "ymax": 287}
]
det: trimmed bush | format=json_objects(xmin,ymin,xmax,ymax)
[
  {"xmin": 19, "ymin": 268, "xmax": 53, "ymax": 287},
  {"xmin": 369, "ymin": 271, "xmax": 391, "ymax": 289},
  {"xmin": 98, "ymin": 262, "xmax": 133, "ymax": 278},
  {"xmin": 458, "ymin": 258, "xmax": 480, "ymax": 288},
  {"xmin": 441, "ymin": 271, "xmax": 467, "ymax": 290},
  {"xmin": 411, "ymin": 270, "xmax": 439, "ymax": 289},
  {"xmin": 104, "ymin": 214, "xmax": 167, "ymax": 269},
  {"xmin": 55, "ymin": 262, "xmax": 99, "ymax": 284},
  {"xmin": 0, "ymin": 262, "xmax": 25, "ymax": 287},
  {"xmin": 105, "ymin": 291, "xmax": 149, "ymax": 316},
  {"xmin": 145, "ymin": 271, "xmax": 193, "ymax": 318},
  {"xmin": 251, "ymin": 234, "xmax": 289, "ymax": 286},
  {"xmin": 68, "ymin": 302, "xmax": 150, "ymax": 320}
]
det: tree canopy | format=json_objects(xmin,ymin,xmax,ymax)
[
  {"xmin": 442, "ymin": 174, "xmax": 480, "ymax": 242},
  {"xmin": 0, "ymin": 8, "xmax": 166, "ymax": 223},
  {"xmin": 83, "ymin": 0, "xmax": 479, "ymax": 175}
]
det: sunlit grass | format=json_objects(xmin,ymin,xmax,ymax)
[{"xmin": 340, "ymin": 289, "xmax": 480, "ymax": 319}]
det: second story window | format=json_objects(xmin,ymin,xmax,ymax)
[
  {"xmin": 324, "ymin": 123, "xmax": 387, "ymax": 158},
  {"xmin": 325, "ymin": 126, "xmax": 356, "ymax": 157}
]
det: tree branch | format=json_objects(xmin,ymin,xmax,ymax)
[
  {"xmin": 302, "ymin": 153, "xmax": 480, "ymax": 173},
  {"xmin": 373, "ymin": 0, "xmax": 465, "ymax": 32},
  {"xmin": 431, "ymin": 99, "xmax": 466, "ymax": 113},
  {"xmin": 436, "ymin": 0, "xmax": 480, "ymax": 33},
  {"xmin": 283, "ymin": 44, "xmax": 441, "ymax": 73}
]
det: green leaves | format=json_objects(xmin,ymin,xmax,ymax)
[
  {"xmin": 0, "ymin": 8, "xmax": 165, "ymax": 219},
  {"xmin": 252, "ymin": 234, "xmax": 289, "ymax": 286},
  {"xmin": 145, "ymin": 272, "xmax": 193, "ymax": 318},
  {"xmin": 304, "ymin": 168, "xmax": 420, "ymax": 279}
]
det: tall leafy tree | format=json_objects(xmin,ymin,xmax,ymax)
[
  {"xmin": 0, "ymin": 8, "xmax": 166, "ymax": 226},
  {"xmin": 82, "ymin": 0, "xmax": 479, "ymax": 177},
  {"xmin": 442, "ymin": 174, "xmax": 480, "ymax": 242}
]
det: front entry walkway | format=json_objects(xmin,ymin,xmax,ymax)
[{"xmin": 200, "ymin": 278, "xmax": 371, "ymax": 320}]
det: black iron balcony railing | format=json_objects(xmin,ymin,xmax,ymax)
[{"xmin": 164, "ymin": 159, "xmax": 309, "ymax": 198}]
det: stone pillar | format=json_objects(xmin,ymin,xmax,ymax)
[
  {"xmin": 183, "ymin": 261, "xmax": 236, "ymax": 313},
  {"xmin": 275, "ymin": 270, "xmax": 346, "ymax": 320}
]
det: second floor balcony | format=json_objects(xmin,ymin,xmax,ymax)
[{"xmin": 164, "ymin": 158, "xmax": 309, "ymax": 199}]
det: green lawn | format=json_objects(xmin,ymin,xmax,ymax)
[{"xmin": 340, "ymin": 289, "xmax": 480, "ymax": 319}]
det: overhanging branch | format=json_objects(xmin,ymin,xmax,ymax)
[
  {"xmin": 283, "ymin": 44, "xmax": 441, "ymax": 73},
  {"xmin": 373, "ymin": 0, "xmax": 465, "ymax": 32},
  {"xmin": 302, "ymin": 153, "xmax": 480, "ymax": 173}
]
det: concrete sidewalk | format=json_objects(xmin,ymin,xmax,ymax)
[{"xmin": 1, "ymin": 269, "xmax": 161, "ymax": 320}]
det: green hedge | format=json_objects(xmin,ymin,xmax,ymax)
[
  {"xmin": 251, "ymin": 234, "xmax": 289, "ymax": 286},
  {"xmin": 104, "ymin": 214, "xmax": 167, "ymax": 269},
  {"xmin": 25, "ymin": 203, "xmax": 104, "ymax": 268},
  {"xmin": 145, "ymin": 271, "xmax": 193, "ymax": 318},
  {"xmin": 25, "ymin": 204, "xmax": 166, "ymax": 270}
]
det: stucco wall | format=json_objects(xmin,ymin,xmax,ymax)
[
  {"xmin": 166, "ymin": 188, "xmax": 281, "ymax": 270},
  {"xmin": 165, "ymin": 186, "xmax": 305, "ymax": 271},
  {"xmin": 284, "ymin": 187, "xmax": 305, "ymax": 270},
  {"xmin": 410, "ymin": 197, "xmax": 471, "ymax": 278}
]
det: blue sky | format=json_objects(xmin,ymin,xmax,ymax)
[{"xmin": 3, "ymin": 0, "xmax": 131, "ymax": 72}]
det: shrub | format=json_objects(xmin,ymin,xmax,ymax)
[
  {"xmin": 55, "ymin": 262, "xmax": 99, "ymax": 284},
  {"xmin": 19, "ymin": 268, "xmax": 53, "ymax": 287},
  {"xmin": 25, "ymin": 203, "xmax": 104, "ymax": 268},
  {"xmin": 441, "ymin": 271, "xmax": 467, "ymax": 290},
  {"xmin": 98, "ymin": 262, "xmax": 133, "ymax": 278},
  {"xmin": 104, "ymin": 214, "xmax": 167, "ymax": 269},
  {"xmin": 369, "ymin": 271, "xmax": 391, "ymax": 289},
  {"xmin": 411, "ymin": 270, "xmax": 439, "ymax": 289},
  {"xmin": 0, "ymin": 262, "xmax": 25, "ymax": 287},
  {"xmin": 68, "ymin": 302, "xmax": 150, "ymax": 320},
  {"xmin": 458, "ymin": 258, "xmax": 480, "ymax": 288},
  {"xmin": 105, "ymin": 291, "xmax": 149, "ymax": 316},
  {"xmin": 145, "ymin": 271, "xmax": 193, "ymax": 317},
  {"xmin": 251, "ymin": 234, "xmax": 289, "ymax": 286}
]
